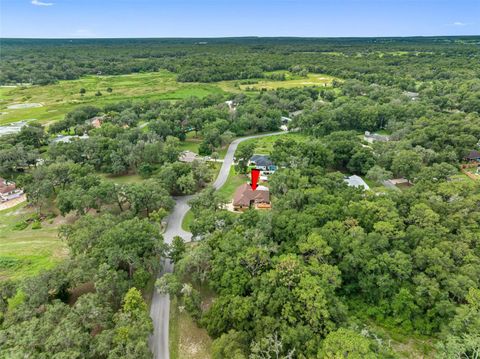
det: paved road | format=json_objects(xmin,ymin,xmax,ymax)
[{"xmin": 149, "ymin": 131, "xmax": 287, "ymax": 359}]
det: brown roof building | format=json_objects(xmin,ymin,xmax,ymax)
[
  {"xmin": 233, "ymin": 183, "xmax": 270, "ymax": 211},
  {"xmin": 0, "ymin": 178, "xmax": 23, "ymax": 202},
  {"xmin": 0, "ymin": 178, "xmax": 16, "ymax": 194}
]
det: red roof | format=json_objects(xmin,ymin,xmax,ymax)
[{"xmin": 0, "ymin": 184, "xmax": 16, "ymax": 194}]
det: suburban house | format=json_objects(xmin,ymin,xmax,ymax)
[
  {"xmin": 403, "ymin": 91, "xmax": 419, "ymax": 101},
  {"xmin": 289, "ymin": 110, "xmax": 303, "ymax": 118},
  {"xmin": 465, "ymin": 150, "xmax": 480, "ymax": 162},
  {"xmin": 280, "ymin": 116, "xmax": 292, "ymax": 131},
  {"xmin": 51, "ymin": 134, "xmax": 90, "ymax": 144},
  {"xmin": 232, "ymin": 183, "xmax": 271, "ymax": 211},
  {"xmin": 225, "ymin": 100, "xmax": 237, "ymax": 112},
  {"xmin": 87, "ymin": 115, "xmax": 105, "ymax": 129},
  {"xmin": 364, "ymin": 131, "xmax": 390, "ymax": 143},
  {"xmin": 179, "ymin": 150, "xmax": 201, "ymax": 163},
  {"xmin": 0, "ymin": 178, "xmax": 23, "ymax": 202},
  {"xmin": 344, "ymin": 175, "xmax": 370, "ymax": 190},
  {"xmin": 249, "ymin": 155, "xmax": 277, "ymax": 174}
]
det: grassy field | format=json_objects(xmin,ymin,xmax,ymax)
[
  {"xmin": 100, "ymin": 173, "xmax": 144, "ymax": 184},
  {"xmin": 0, "ymin": 203, "xmax": 68, "ymax": 281},
  {"xmin": 219, "ymin": 72, "xmax": 336, "ymax": 92},
  {"xmin": 0, "ymin": 71, "xmax": 338, "ymax": 126},
  {"xmin": 239, "ymin": 132, "xmax": 310, "ymax": 154},
  {"xmin": 0, "ymin": 70, "xmax": 225, "ymax": 125}
]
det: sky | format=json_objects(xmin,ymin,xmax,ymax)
[{"xmin": 0, "ymin": 0, "xmax": 479, "ymax": 38}]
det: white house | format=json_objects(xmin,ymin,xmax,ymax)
[{"xmin": 345, "ymin": 175, "xmax": 370, "ymax": 190}]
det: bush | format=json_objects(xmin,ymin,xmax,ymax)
[
  {"xmin": 13, "ymin": 221, "xmax": 28, "ymax": 231},
  {"xmin": 0, "ymin": 257, "xmax": 20, "ymax": 269},
  {"xmin": 31, "ymin": 221, "xmax": 42, "ymax": 230}
]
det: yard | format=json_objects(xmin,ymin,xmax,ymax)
[
  {"xmin": 0, "ymin": 203, "xmax": 68, "ymax": 281},
  {"xmin": 169, "ymin": 296, "xmax": 212, "ymax": 359},
  {"xmin": 238, "ymin": 132, "xmax": 310, "ymax": 154},
  {"xmin": 169, "ymin": 255, "xmax": 214, "ymax": 359}
]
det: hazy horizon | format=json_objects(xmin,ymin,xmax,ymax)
[{"xmin": 1, "ymin": 0, "xmax": 479, "ymax": 38}]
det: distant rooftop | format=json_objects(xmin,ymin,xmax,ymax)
[
  {"xmin": 345, "ymin": 175, "xmax": 370, "ymax": 190},
  {"xmin": 250, "ymin": 154, "xmax": 274, "ymax": 167},
  {"xmin": 51, "ymin": 134, "xmax": 89, "ymax": 144}
]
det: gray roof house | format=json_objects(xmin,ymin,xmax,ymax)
[
  {"xmin": 249, "ymin": 155, "xmax": 277, "ymax": 171},
  {"xmin": 345, "ymin": 175, "xmax": 370, "ymax": 190},
  {"xmin": 364, "ymin": 131, "xmax": 390, "ymax": 144},
  {"xmin": 51, "ymin": 134, "xmax": 89, "ymax": 144}
]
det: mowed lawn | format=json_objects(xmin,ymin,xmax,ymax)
[
  {"xmin": 0, "ymin": 70, "xmax": 225, "ymax": 125},
  {"xmin": 239, "ymin": 132, "xmax": 310, "ymax": 154},
  {"xmin": 219, "ymin": 72, "xmax": 337, "ymax": 92},
  {"xmin": 0, "ymin": 203, "xmax": 68, "ymax": 281}
]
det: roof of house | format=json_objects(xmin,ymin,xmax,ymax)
[
  {"xmin": 51, "ymin": 134, "xmax": 89, "ymax": 144},
  {"xmin": 179, "ymin": 150, "xmax": 200, "ymax": 163},
  {"xmin": 289, "ymin": 110, "xmax": 304, "ymax": 117},
  {"xmin": 250, "ymin": 155, "xmax": 274, "ymax": 167},
  {"xmin": 364, "ymin": 131, "xmax": 390, "ymax": 142},
  {"xmin": 233, "ymin": 183, "xmax": 270, "ymax": 207},
  {"xmin": 466, "ymin": 150, "xmax": 480, "ymax": 160},
  {"xmin": 89, "ymin": 116, "xmax": 104, "ymax": 128},
  {"xmin": 0, "ymin": 178, "xmax": 16, "ymax": 194},
  {"xmin": 403, "ymin": 91, "xmax": 419, "ymax": 99},
  {"xmin": 344, "ymin": 175, "xmax": 370, "ymax": 190}
]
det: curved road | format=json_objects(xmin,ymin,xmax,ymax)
[{"xmin": 149, "ymin": 131, "xmax": 287, "ymax": 359}]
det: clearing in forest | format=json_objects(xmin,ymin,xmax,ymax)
[{"xmin": 0, "ymin": 203, "xmax": 68, "ymax": 281}]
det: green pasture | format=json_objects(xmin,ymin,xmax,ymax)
[
  {"xmin": 0, "ymin": 70, "xmax": 224, "ymax": 125},
  {"xmin": 0, "ymin": 203, "xmax": 67, "ymax": 281},
  {"xmin": 0, "ymin": 71, "xmax": 338, "ymax": 126},
  {"xmin": 239, "ymin": 73, "xmax": 335, "ymax": 91}
]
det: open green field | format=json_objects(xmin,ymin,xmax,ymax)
[
  {"xmin": 0, "ymin": 71, "xmax": 338, "ymax": 126},
  {"xmin": 0, "ymin": 70, "xmax": 225, "ymax": 125},
  {"xmin": 100, "ymin": 173, "xmax": 144, "ymax": 184},
  {"xmin": 219, "ymin": 72, "xmax": 336, "ymax": 92},
  {"xmin": 239, "ymin": 132, "xmax": 310, "ymax": 154},
  {"xmin": 0, "ymin": 203, "xmax": 68, "ymax": 281}
]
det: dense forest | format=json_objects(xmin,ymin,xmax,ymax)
[
  {"xmin": 1, "ymin": 37, "xmax": 479, "ymax": 86},
  {"xmin": 0, "ymin": 37, "xmax": 479, "ymax": 358}
]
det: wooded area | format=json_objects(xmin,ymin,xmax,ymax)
[{"xmin": 0, "ymin": 37, "xmax": 479, "ymax": 358}]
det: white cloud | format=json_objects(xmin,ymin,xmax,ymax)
[
  {"xmin": 31, "ymin": 0, "xmax": 54, "ymax": 6},
  {"xmin": 452, "ymin": 21, "xmax": 466, "ymax": 26}
]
